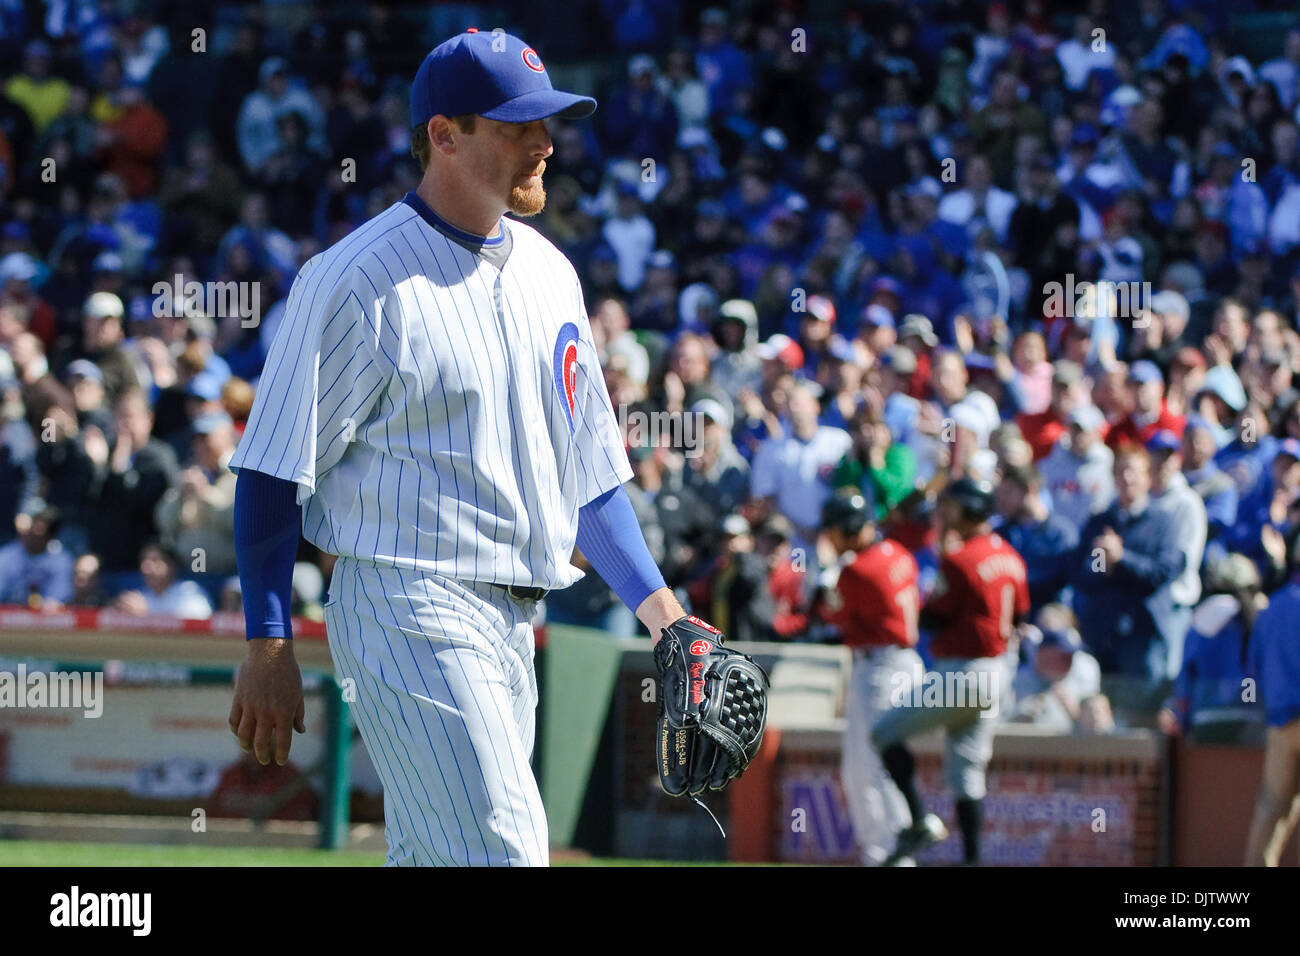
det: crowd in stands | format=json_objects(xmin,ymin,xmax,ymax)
[{"xmin": 3, "ymin": 2, "xmax": 1300, "ymax": 738}]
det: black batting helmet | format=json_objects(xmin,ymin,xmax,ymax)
[
  {"xmin": 821, "ymin": 488, "xmax": 874, "ymax": 536},
  {"xmin": 940, "ymin": 477, "xmax": 996, "ymax": 523}
]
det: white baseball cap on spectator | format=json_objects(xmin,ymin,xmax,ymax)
[
  {"xmin": 721, "ymin": 513, "xmax": 751, "ymax": 537},
  {"xmin": 92, "ymin": 251, "xmax": 125, "ymax": 274},
  {"xmin": 1199, "ymin": 365, "xmax": 1248, "ymax": 413},
  {"xmin": 192, "ymin": 411, "xmax": 234, "ymax": 435},
  {"xmin": 65, "ymin": 359, "xmax": 104, "ymax": 385},
  {"xmin": 628, "ymin": 54, "xmax": 657, "ymax": 79},
  {"xmin": 826, "ymin": 337, "xmax": 858, "ymax": 364},
  {"xmin": 607, "ymin": 337, "xmax": 649, "ymax": 387},
  {"xmin": 83, "ymin": 291, "xmax": 124, "ymax": 319},
  {"xmin": 691, "ymin": 398, "xmax": 732, "ymax": 430},
  {"xmin": 678, "ymin": 281, "xmax": 718, "ymax": 328},
  {"xmin": 1068, "ymin": 403, "xmax": 1106, "ymax": 431},
  {"xmin": 882, "ymin": 344, "xmax": 917, "ymax": 375},
  {"xmin": 804, "ymin": 295, "xmax": 836, "ymax": 324},
  {"xmin": 718, "ymin": 298, "xmax": 757, "ymax": 327},
  {"xmin": 952, "ymin": 392, "xmax": 999, "ymax": 445},
  {"xmin": 1149, "ymin": 290, "xmax": 1189, "ymax": 324},
  {"xmin": 860, "ymin": 303, "xmax": 895, "ymax": 330},
  {"xmin": 898, "ymin": 314, "xmax": 938, "ymax": 347},
  {"xmin": 678, "ymin": 127, "xmax": 714, "ymax": 150},
  {"xmin": 756, "ymin": 333, "xmax": 804, "ymax": 370},
  {"xmin": 0, "ymin": 350, "xmax": 17, "ymax": 388}
]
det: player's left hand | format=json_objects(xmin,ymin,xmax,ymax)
[
  {"xmin": 229, "ymin": 638, "xmax": 306, "ymax": 766},
  {"xmin": 653, "ymin": 616, "xmax": 769, "ymax": 797}
]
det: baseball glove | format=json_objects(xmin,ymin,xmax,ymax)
[{"xmin": 654, "ymin": 615, "xmax": 769, "ymax": 798}]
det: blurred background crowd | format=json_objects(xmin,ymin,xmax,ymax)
[{"xmin": 2, "ymin": 0, "xmax": 1300, "ymax": 739}]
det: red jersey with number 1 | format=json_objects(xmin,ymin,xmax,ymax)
[
  {"xmin": 827, "ymin": 538, "xmax": 920, "ymax": 649},
  {"xmin": 926, "ymin": 532, "xmax": 1029, "ymax": 659}
]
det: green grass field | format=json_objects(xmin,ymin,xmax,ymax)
[
  {"xmin": 0, "ymin": 840, "xmax": 742, "ymax": 866},
  {"xmin": 0, "ymin": 841, "xmax": 384, "ymax": 866}
]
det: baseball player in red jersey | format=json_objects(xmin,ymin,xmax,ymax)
[
  {"xmin": 816, "ymin": 489, "xmax": 925, "ymax": 865},
  {"xmin": 871, "ymin": 478, "xmax": 1030, "ymax": 865}
]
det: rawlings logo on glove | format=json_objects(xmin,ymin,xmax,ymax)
[{"xmin": 653, "ymin": 615, "xmax": 770, "ymax": 799}]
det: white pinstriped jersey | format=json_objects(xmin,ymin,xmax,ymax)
[{"xmin": 229, "ymin": 194, "xmax": 633, "ymax": 591}]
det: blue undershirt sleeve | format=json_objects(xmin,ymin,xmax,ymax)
[
  {"xmin": 233, "ymin": 469, "xmax": 302, "ymax": 640},
  {"xmin": 575, "ymin": 484, "xmax": 666, "ymax": 613}
]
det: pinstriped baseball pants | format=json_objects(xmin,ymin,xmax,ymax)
[{"xmin": 324, "ymin": 556, "xmax": 549, "ymax": 866}]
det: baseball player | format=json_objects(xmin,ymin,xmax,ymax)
[
  {"xmin": 815, "ymin": 489, "xmax": 924, "ymax": 866},
  {"xmin": 225, "ymin": 30, "xmax": 720, "ymax": 867},
  {"xmin": 871, "ymin": 478, "xmax": 1029, "ymax": 865}
]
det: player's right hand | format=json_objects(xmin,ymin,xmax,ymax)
[{"xmin": 229, "ymin": 638, "xmax": 306, "ymax": 766}]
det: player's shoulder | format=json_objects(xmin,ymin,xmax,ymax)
[
  {"xmin": 292, "ymin": 202, "xmax": 416, "ymax": 300},
  {"xmin": 504, "ymin": 217, "xmax": 581, "ymax": 284},
  {"xmin": 946, "ymin": 534, "xmax": 998, "ymax": 570},
  {"xmin": 972, "ymin": 532, "xmax": 1028, "ymax": 575},
  {"xmin": 856, "ymin": 537, "xmax": 918, "ymax": 577},
  {"xmin": 864, "ymin": 536, "xmax": 910, "ymax": 562}
]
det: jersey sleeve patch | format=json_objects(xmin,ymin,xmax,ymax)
[{"xmin": 552, "ymin": 321, "xmax": 580, "ymax": 433}]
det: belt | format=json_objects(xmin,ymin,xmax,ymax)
[
  {"xmin": 500, "ymin": 584, "xmax": 547, "ymax": 602},
  {"xmin": 853, "ymin": 644, "xmax": 905, "ymax": 658}
]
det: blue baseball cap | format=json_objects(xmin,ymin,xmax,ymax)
[
  {"xmin": 1145, "ymin": 429, "xmax": 1182, "ymax": 453},
  {"xmin": 188, "ymin": 371, "xmax": 224, "ymax": 402},
  {"xmin": 860, "ymin": 303, "xmax": 895, "ymax": 330},
  {"xmin": 192, "ymin": 411, "xmax": 233, "ymax": 435},
  {"xmin": 1038, "ymin": 627, "xmax": 1082, "ymax": 654},
  {"xmin": 410, "ymin": 29, "xmax": 597, "ymax": 128},
  {"xmin": 1128, "ymin": 359, "xmax": 1164, "ymax": 385}
]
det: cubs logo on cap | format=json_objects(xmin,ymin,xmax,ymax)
[{"xmin": 410, "ymin": 30, "xmax": 596, "ymax": 127}]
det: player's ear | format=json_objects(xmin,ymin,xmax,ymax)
[{"xmin": 428, "ymin": 116, "xmax": 456, "ymax": 154}]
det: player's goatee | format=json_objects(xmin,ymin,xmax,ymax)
[{"xmin": 508, "ymin": 178, "xmax": 546, "ymax": 217}]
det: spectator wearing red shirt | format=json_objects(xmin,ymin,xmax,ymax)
[
  {"xmin": 96, "ymin": 83, "xmax": 168, "ymax": 200},
  {"xmin": 1017, "ymin": 359, "xmax": 1090, "ymax": 461},
  {"xmin": 1106, "ymin": 359, "xmax": 1186, "ymax": 450},
  {"xmin": 0, "ymin": 253, "xmax": 56, "ymax": 349},
  {"xmin": 753, "ymin": 515, "xmax": 808, "ymax": 639}
]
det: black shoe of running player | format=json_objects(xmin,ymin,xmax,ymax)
[{"xmin": 882, "ymin": 813, "xmax": 948, "ymax": 867}]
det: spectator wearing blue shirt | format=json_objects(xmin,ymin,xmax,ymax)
[
  {"xmin": 1071, "ymin": 446, "xmax": 1185, "ymax": 679},
  {"xmin": 993, "ymin": 462, "xmax": 1079, "ymax": 615},
  {"xmin": 598, "ymin": 55, "xmax": 679, "ymax": 163},
  {"xmin": 1147, "ymin": 430, "xmax": 1208, "ymax": 678},
  {"xmin": 1182, "ymin": 415, "xmax": 1238, "ymax": 563},
  {"xmin": 1228, "ymin": 438, "xmax": 1300, "ymax": 566},
  {"xmin": 0, "ymin": 503, "xmax": 74, "ymax": 606},
  {"xmin": 1259, "ymin": 30, "xmax": 1300, "ymax": 112},
  {"xmin": 1198, "ymin": 143, "xmax": 1270, "ymax": 258},
  {"xmin": 1206, "ymin": 376, "xmax": 1276, "ymax": 496},
  {"xmin": 1260, "ymin": 119, "xmax": 1299, "ymax": 206},
  {"xmin": 694, "ymin": 8, "xmax": 752, "ymax": 120},
  {"xmin": 749, "ymin": 381, "xmax": 851, "ymax": 552},
  {"xmin": 1244, "ymin": 533, "xmax": 1300, "ymax": 866},
  {"xmin": 904, "ymin": 177, "xmax": 968, "ymax": 263},
  {"xmin": 892, "ymin": 234, "xmax": 963, "ymax": 335},
  {"xmin": 603, "ymin": 0, "xmax": 674, "ymax": 54},
  {"xmin": 1159, "ymin": 554, "xmax": 1265, "ymax": 744},
  {"xmin": 877, "ymin": 344, "xmax": 926, "ymax": 470}
]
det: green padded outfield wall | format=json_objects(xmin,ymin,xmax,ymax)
[{"xmin": 539, "ymin": 625, "xmax": 631, "ymax": 847}]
